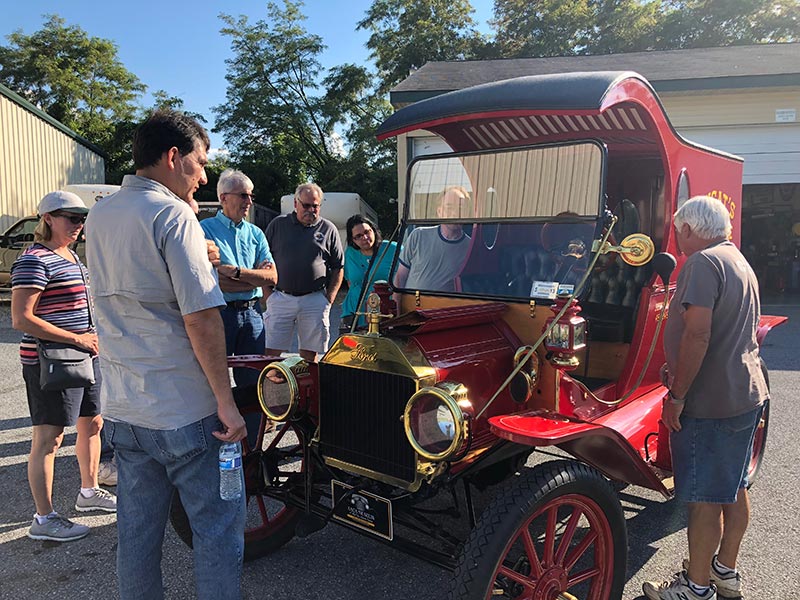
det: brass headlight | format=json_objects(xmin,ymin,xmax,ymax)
[
  {"xmin": 403, "ymin": 382, "xmax": 471, "ymax": 461},
  {"xmin": 257, "ymin": 357, "xmax": 307, "ymax": 421}
]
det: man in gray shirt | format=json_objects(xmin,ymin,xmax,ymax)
[
  {"xmin": 85, "ymin": 110, "xmax": 246, "ymax": 600},
  {"xmin": 643, "ymin": 196, "xmax": 768, "ymax": 600},
  {"xmin": 264, "ymin": 183, "xmax": 343, "ymax": 362},
  {"xmin": 393, "ymin": 186, "xmax": 471, "ymax": 307}
]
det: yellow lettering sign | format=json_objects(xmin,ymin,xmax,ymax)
[{"xmin": 707, "ymin": 190, "xmax": 736, "ymax": 221}]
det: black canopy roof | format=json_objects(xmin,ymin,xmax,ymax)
[{"xmin": 376, "ymin": 71, "xmax": 650, "ymax": 139}]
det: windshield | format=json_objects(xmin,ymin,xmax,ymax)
[
  {"xmin": 406, "ymin": 141, "xmax": 604, "ymax": 221},
  {"xmin": 391, "ymin": 142, "xmax": 604, "ymax": 301},
  {"xmin": 393, "ymin": 220, "xmax": 597, "ymax": 301}
]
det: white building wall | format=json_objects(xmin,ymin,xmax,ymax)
[{"xmin": 662, "ymin": 88, "xmax": 800, "ymax": 184}]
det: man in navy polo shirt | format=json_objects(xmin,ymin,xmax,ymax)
[
  {"xmin": 264, "ymin": 183, "xmax": 343, "ymax": 362},
  {"xmin": 201, "ymin": 169, "xmax": 277, "ymax": 387}
]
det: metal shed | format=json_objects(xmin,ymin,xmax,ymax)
[{"xmin": 0, "ymin": 82, "xmax": 105, "ymax": 230}]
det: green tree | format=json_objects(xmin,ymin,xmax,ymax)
[
  {"xmin": 214, "ymin": 1, "xmax": 396, "ymax": 219},
  {"xmin": 0, "ymin": 14, "xmax": 144, "ymax": 153},
  {"xmin": 491, "ymin": 0, "xmax": 596, "ymax": 56},
  {"xmin": 357, "ymin": 0, "xmax": 486, "ymax": 93},
  {"xmin": 490, "ymin": 0, "xmax": 800, "ymax": 57},
  {"xmin": 587, "ymin": 0, "xmax": 662, "ymax": 54},
  {"xmin": 105, "ymin": 90, "xmax": 210, "ymax": 184},
  {"xmin": 654, "ymin": 0, "xmax": 800, "ymax": 49}
]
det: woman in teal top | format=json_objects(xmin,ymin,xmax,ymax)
[{"xmin": 341, "ymin": 214, "xmax": 398, "ymax": 331}]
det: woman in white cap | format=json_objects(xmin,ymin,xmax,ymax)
[{"xmin": 10, "ymin": 190, "xmax": 116, "ymax": 543}]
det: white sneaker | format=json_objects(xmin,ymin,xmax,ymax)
[
  {"xmin": 75, "ymin": 487, "xmax": 117, "ymax": 513},
  {"xmin": 643, "ymin": 571, "xmax": 717, "ymax": 600},
  {"xmin": 683, "ymin": 558, "xmax": 742, "ymax": 599},
  {"xmin": 98, "ymin": 461, "xmax": 117, "ymax": 486}
]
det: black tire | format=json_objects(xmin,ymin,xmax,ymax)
[
  {"xmin": 169, "ymin": 420, "xmax": 304, "ymax": 562},
  {"xmin": 449, "ymin": 460, "xmax": 627, "ymax": 600}
]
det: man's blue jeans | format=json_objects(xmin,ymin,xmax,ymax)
[
  {"xmin": 106, "ymin": 414, "xmax": 245, "ymax": 600},
  {"xmin": 221, "ymin": 304, "xmax": 265, "ymax": 388}
]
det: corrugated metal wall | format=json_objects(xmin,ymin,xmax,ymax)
[{"xmin": 0, "ymin": 93, "xmax": 104, "ymax": 230}]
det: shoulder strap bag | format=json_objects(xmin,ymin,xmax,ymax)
[{"xmin": 37, "ymin": 256, "xmax": 96, "ymax": 391}]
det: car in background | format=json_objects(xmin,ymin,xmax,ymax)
[
  {"xmin": 0, "ymin": 193, "xmax": 274, "ymax": 286},
  {"xmin": 0, "ymin": 184, "xmax": 120, "ymax": 286}
]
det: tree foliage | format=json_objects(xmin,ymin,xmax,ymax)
[
  {"xmin": 653, "ymin": 0, "xmax": 800, "ymax": 49},
  {"xmin": 489, "ymin": 0, "xmax": 800, "ymax": 57},
  {"xmin": 0, "ymin": 15, "xmax": 144, "ymax": 147},
  {"xmin": 105, "ymin": 91, "xmax": 210, "ymax": 184},
  {"xmin": 357, "ymin": 0, "xmax": 486, "ymax": 93},
  {"xmin": 214, "ymin": 1, "xmax": 397, "ymax": 224}
]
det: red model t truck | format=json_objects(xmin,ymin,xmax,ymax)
[{"xmin": 171, "ymin": 71, "xmax": 785, "ymax": 600}]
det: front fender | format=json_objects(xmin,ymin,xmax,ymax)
[
  {"xmin": 757, "ymin": 315, "xmax": 788, "ymax": 345},
  {"xmin": 490, "ymin": 411, "xmax": 669, "ymax": 497}
]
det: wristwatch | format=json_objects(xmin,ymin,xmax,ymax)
[
  {"xmin": 667, "ymin": 390, "xmax": 685, "ymax": 404},
  {"xmin": 232, "ymin": 267, "xmax": 241, "ymax": 280}
]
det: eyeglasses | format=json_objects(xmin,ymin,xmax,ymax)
[
  {"xmin": 353, "ymin": 229, "xmax": 373, "ymax": 241},
  {"xmin": 224, "ymin": 192, "xmax": 255, "ymax": 201},
  {"xmin": 51, "ymin": 212, "xmax": 86, "ymax": 225},
  {"xmin": 298, "ymin": 201, "xmax": 321, "ymax": 211}
]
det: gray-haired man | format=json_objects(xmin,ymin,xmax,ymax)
[{"xmin": 264, "ymin": 183, "xmax": 343, "ymax": 362}]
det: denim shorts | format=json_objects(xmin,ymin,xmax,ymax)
[{"xmin": 671, "ymin": 404, "xmax": 764, "ymax": 504}]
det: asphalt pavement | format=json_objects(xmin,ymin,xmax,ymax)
[{"xmin": 0, "ymin": 302, "xmax": 797, "ymax": 599}]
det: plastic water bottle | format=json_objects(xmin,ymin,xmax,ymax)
[{"xmin": 219, "ymin": 442, "xmax": 243, "ymax": 501}]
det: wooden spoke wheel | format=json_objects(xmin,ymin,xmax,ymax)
[{"xmin": 449, "ymin": 461, "xmax": 626, "ymax": 600}]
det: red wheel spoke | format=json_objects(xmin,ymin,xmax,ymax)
[
  {"xmin": 265, "ymin": 425, "xmax": 289, "ymax": 450},
  {"xmin": 245, "ymin": 494, "xmax": 271, "ymax": 533},
  {"xmin": 566, "ymin": 565, "xmax": 601, "ymax": 588},
  {"xmin": 563, "ymin": 529, "xmax": 598, "ymax": 571},
  {"xmin": 543, "ymin": 505, "xmax": 558, "ymax": 566},
  {"xmin": 498, "ymin": 564, "xmax": 536, "ymax": 590},
  {"xmin": 521, "ymin": 526, "xmax": 544, "ymax": 577},
  {"xmin": 554, "ymin": 506, "xmax": 583, "ymax": 565}
]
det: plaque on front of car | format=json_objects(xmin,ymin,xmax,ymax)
[{"xmin": 331, "ymin": 480, "xmax": 393, "ymax": 540}]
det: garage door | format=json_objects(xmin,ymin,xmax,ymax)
[{"xmin": 678, "ymin": 124, "xmax": 800, "ymax": 185}]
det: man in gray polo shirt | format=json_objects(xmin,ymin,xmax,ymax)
[
  {"xmin": 264, "ymin": 183, "xmax": 343, "ymax": 362},
  {"xmin": 85, "ymin": 110, "xmax": 246, "ymax": 600}
]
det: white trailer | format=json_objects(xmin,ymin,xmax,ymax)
[
  {"xmin": 279, "ymin": 192, "xmax": 378, "ymax": 247},
  {"xmin": 63, "ymin": 183, "xmax": 120, "ymax": 208}
]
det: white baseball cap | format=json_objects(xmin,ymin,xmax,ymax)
[{"xmin": 38, "ymin": 190, "xmax": 90, "ymax": 216}]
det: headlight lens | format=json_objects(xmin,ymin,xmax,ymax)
[
  {"xmin": 257, "ymin": 357, "xmax": 306, "ymax": 421},
  {"xmin": 404, "ymin": 384, "xmax": 470, "ymax": 461}
]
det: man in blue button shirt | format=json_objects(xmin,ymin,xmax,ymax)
[{"xmin": 201, "ymin": 169, "xmax": 277, "ymax": 388}]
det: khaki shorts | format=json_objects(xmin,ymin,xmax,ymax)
[{"xmin": 264, "ymin": 290, "xmax": 331, "ymax": 355}]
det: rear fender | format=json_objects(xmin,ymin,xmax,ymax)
[
  {"xmin": 489, "ymin": 411, "xmax": 669, "ymax": 497},
  {"xmin": 757, "ymin": 315, "xmax": 788, "ymax": 346}
]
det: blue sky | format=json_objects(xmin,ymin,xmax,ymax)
[{"xmin": 1, "ymin": 0, "xmax": 494, "ymax": 151}]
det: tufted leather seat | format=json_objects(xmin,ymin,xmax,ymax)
[
  {"xmin": 459, "ymin": 245, "xmax": 564, "ymax": 297},
  {"xmin": 583, "ymin": 254, "xmax": 651, "ymax": 342}
]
